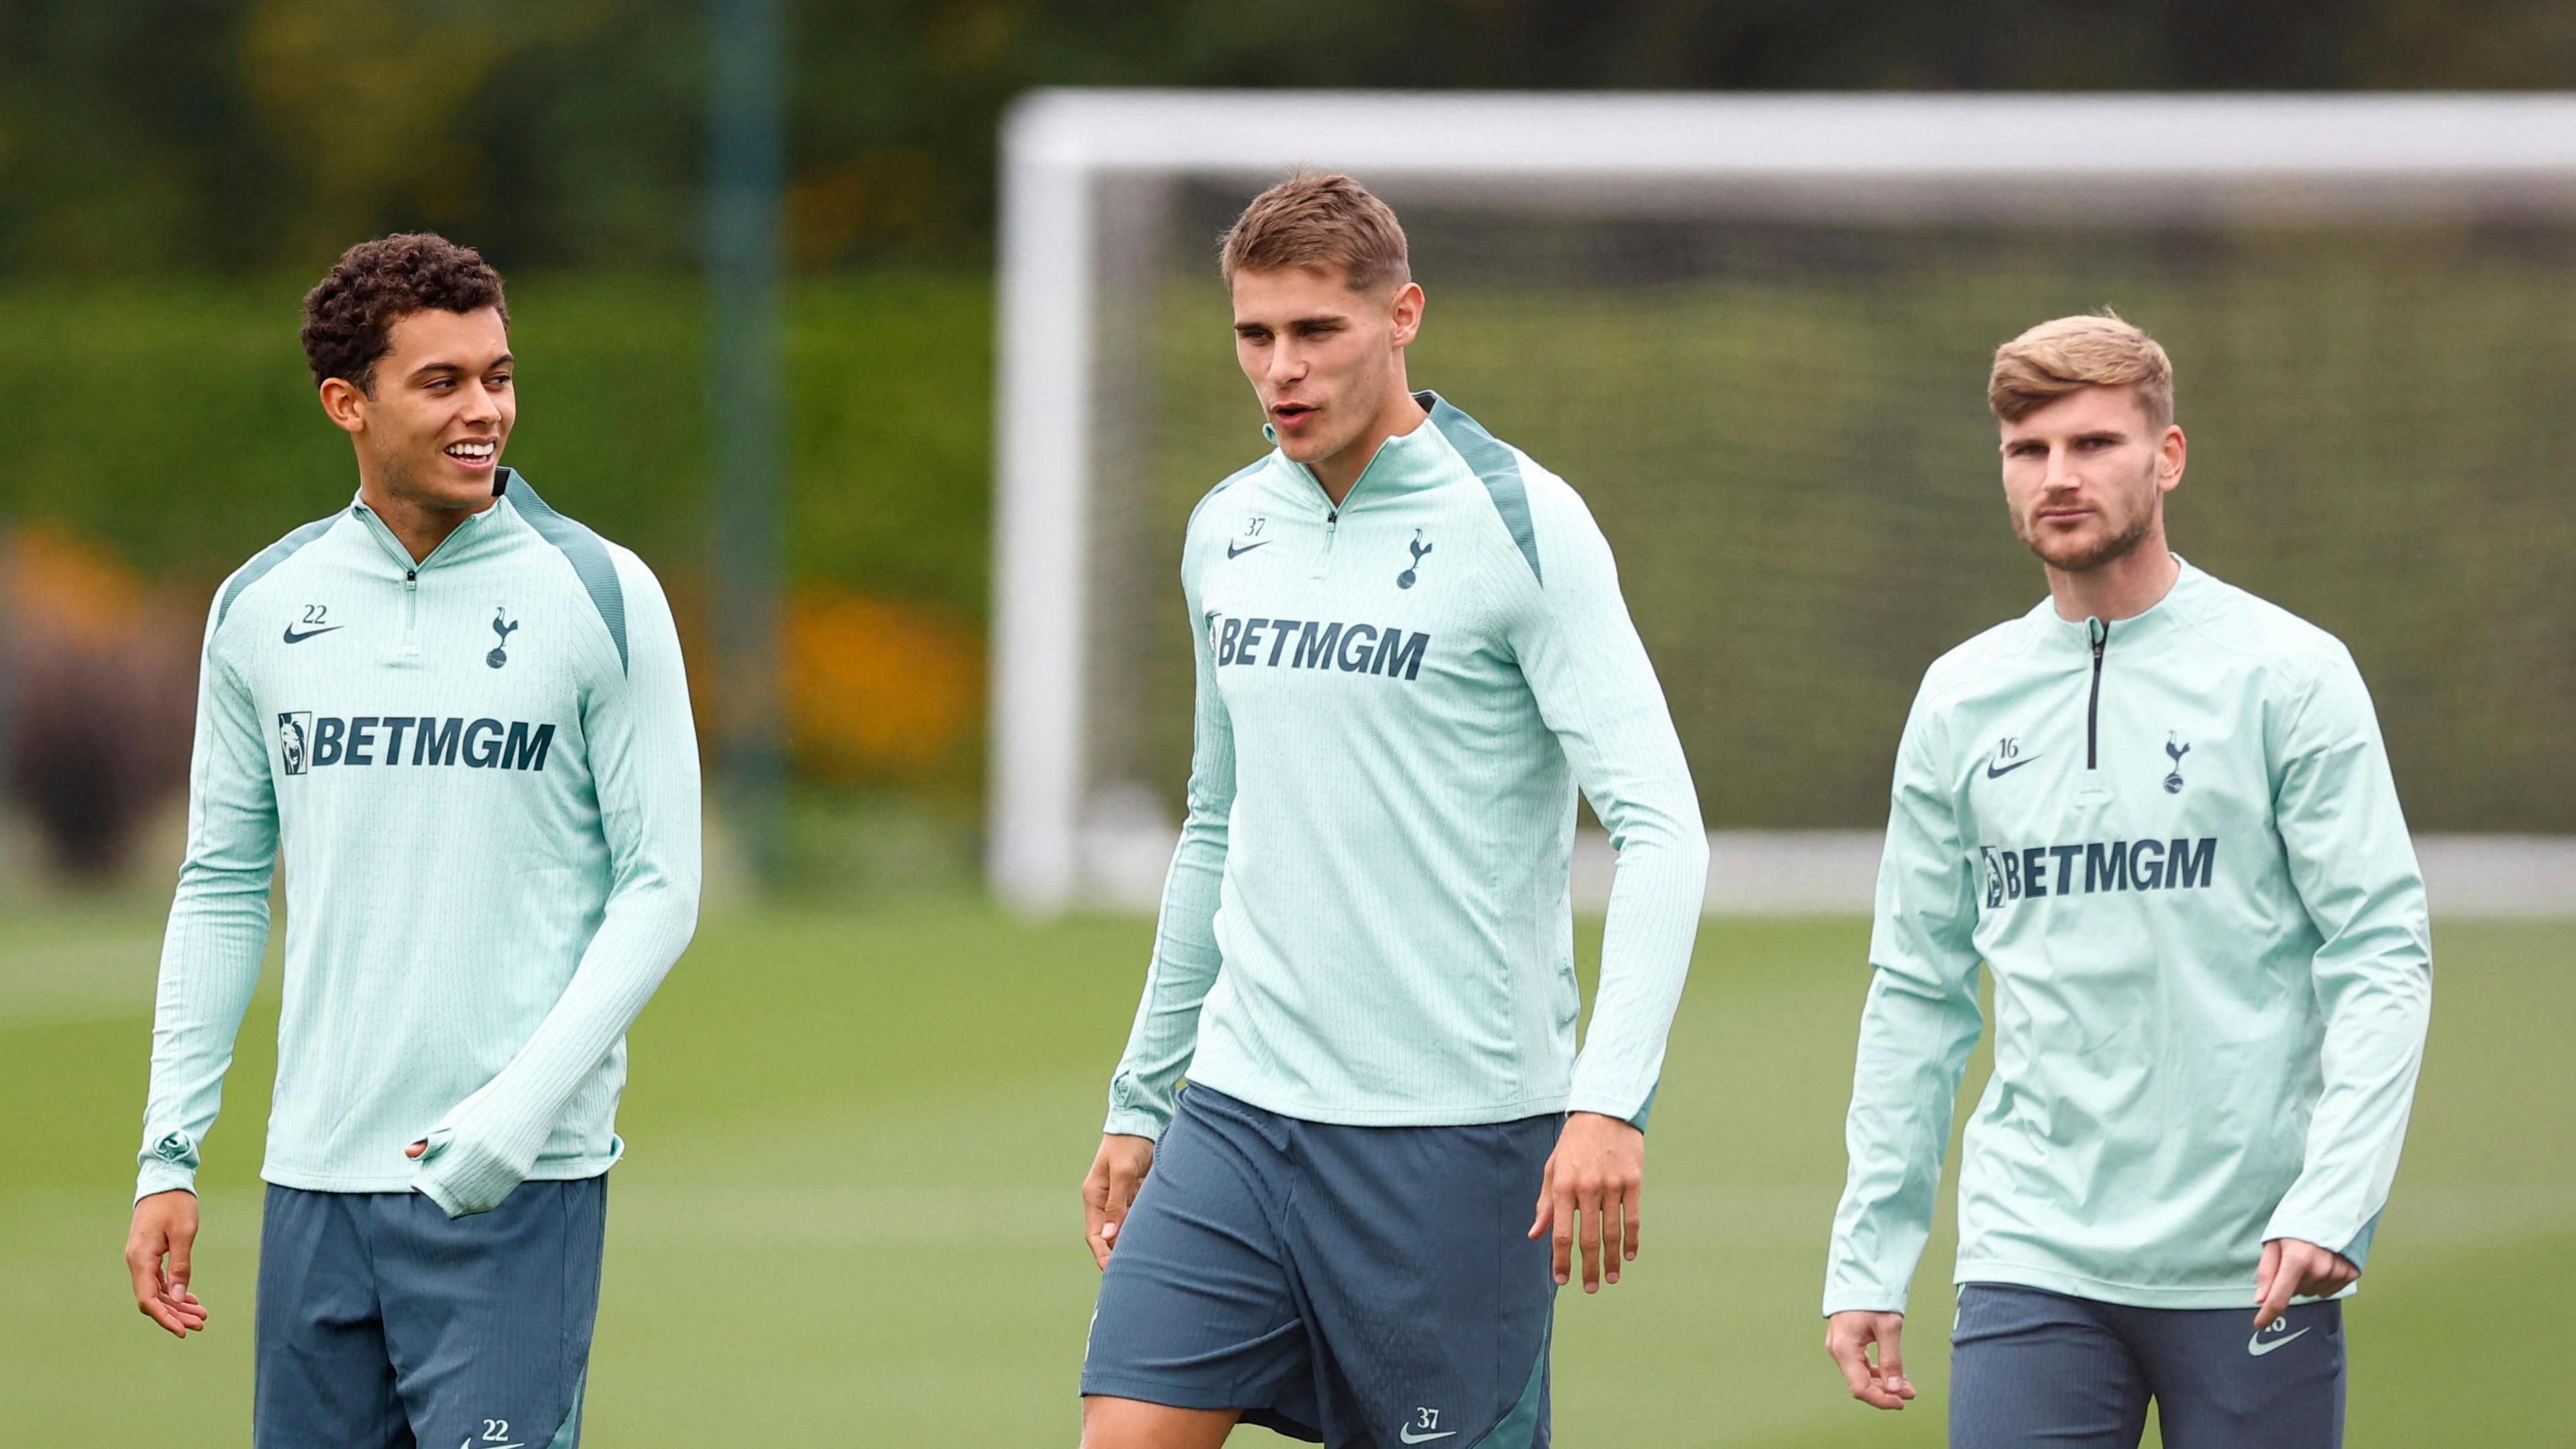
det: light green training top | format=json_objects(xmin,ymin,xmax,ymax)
[
  {"xmin": 1824, "ymin": 559, "xmax": 2432, "ymax": 1313},
  {"xmin": 1104, "ymin": 392, "xmax": 1708, "ymax": 1138},
  {"xmin": 136, "ymin": 469, "xmax": 700, "ymax": 1218}
]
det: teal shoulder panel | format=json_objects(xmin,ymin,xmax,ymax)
[
  {"xmin": 216, "ymin": 512, "xmax": 343, "ymax": 627},
  {"xmin": 1188, "ymin": 455, "xmax": 1269, "ymax": 528},
  {"xmin": 503, "ymin": 470, "xmax": 630, "ymax": 674},
  {"xmin": 1425, "ymin": 394, "xmax": 1542, "ymax": 584}
]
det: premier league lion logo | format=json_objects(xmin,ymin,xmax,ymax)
[{"xmin": 277, "ymin": 712, "xmax": 313, "ymax": 775}]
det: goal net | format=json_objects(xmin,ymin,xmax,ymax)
[{"xmin": 991, "ymin": 92, "xmax": 2576, "ymax": 914}]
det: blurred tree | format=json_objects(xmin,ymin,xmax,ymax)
[{"xmin": 6, "ymin": 0, "xmax": 2576, "ymax": 276}]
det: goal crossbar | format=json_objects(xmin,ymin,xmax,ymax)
[{"xmin": 991, "ymin": 90, "xmax": 2576, "ymax": 915}]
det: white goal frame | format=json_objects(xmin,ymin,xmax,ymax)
[{"xmin": 990, "ymin": 90, "xmax": 2576, "ymax": 916}]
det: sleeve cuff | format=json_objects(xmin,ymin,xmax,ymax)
[
  {"xmin": 408, "ymin": 1129, "xmax": 527, "ymax": 1218},
  {"xmin": 1565, "ymin": 1085, "xmax": 1653, "ymax": 1130},
  {"xmin": 1102, "ymin": 1108, "xmax": 1169, "ymax": 1142},
  {"xmin": 2263, "ymin": 1210, "xmax": 2374, "ymax": 1271},
  {"xmin": 134, "ymin": 1163, "xmax": 200, "ymax": 1202},
  {"xmin": 1821, "ymin": 1287, "xmax": 1909, "ymax": 1318}
]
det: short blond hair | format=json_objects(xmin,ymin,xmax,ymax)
[
  {"xmin": 1989, "ymin": 312, "xmax": 2174, "ymax": 429},
  {"xmin": 1219, "ymin": 170, "xmax": 1411, "ymax": 291}
]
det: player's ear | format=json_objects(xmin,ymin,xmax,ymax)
[
  {"xmin": 1387, "ymin": 281, "xmax": 1425, "ymax": 347},
  {"xmin": 2157, "ymin": 424, "xmax": 2187, "ymax": 493},
  {"xmin": 318, "ymin": 376, "xmax": 369, "ymax": 436}
]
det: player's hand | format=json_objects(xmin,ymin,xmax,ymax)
[
  {"xmin": 1528, "ymin": 1111, "xmax": 1644, "ymax": 1293},
  {"xmin": 125, "ymin": 1190, "xmax": 210, "ymax": 1339},
  {"xmin": 1083, "ymin": 1134, "xmax": 1156, "ymax": 1270},
  {"xmin": 1825, "ymin": 1310, "xmax": 1913, "ymax": 1409},
  {"xmin": 2254, "ymin": 1237, "xmax": 2358, "ymax": 1328}
]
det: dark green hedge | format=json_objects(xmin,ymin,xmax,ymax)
[{"xmin": 2, "ymin": 271, "xmax": 990, "ymax": 615}]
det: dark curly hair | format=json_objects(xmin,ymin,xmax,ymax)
[{"xmin": 300, "ymin": 233, "xmax": 509, "ymax": 392}]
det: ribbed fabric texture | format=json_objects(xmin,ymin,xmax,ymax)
[
  {"xmin": 1824, "ymin": 561, "xmax": 2432, "ymax": 1314},
  {"xmin": 1105, "ymin": 394, "xmax": 1707, "ymax": 1138},
  {"xmin": 138, "ymin": 472, "xmax": 700, "ymax": 1217}
]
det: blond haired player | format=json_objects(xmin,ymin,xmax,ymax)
[{"xmin": 1823, "ymin": 315, "xmax": 2432, "ymax": 1448}]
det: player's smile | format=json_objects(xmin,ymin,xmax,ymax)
[{"xmin": 442, "ymin": 437, "xmax": 500, "ymax": 474}]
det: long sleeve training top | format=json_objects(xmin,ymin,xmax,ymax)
[
  {"xmin": 1105, "ymin": 392, "xmax": 1708, "ymax": 1137},
  {"xmin": 1825, "ymin": 558, "xmax": 2432, "ymax": 1313},
  {"xmin": 138, "ymin": 469, "xmax": 700, "ymax": 1217}
]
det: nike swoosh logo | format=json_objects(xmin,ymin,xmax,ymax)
[
  {"xmin": 281, "ymin": 625, "xmax": 345, "ymax": 644},
  {"xmin": 2247, "ymin": 1326, "xmax": 2311, "ymax": 1356},
  {"xmin": 1984, "ymin": 756, "xmax": 2039, "ymax": 779},
  {"xmin": 1226, "ymin": 540, "xmax": 1272, "ymax": 559},
  {"xmin": 1397, "ymin": 1431, "xmax": 1456, "ymax": 1444}
]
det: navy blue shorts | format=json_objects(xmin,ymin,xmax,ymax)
[
  {"xmin": 1081, "ymin": 1085, "xmax": 1557, "ymax": 1449},
  {"xmin": 1950, "ymin": 1282, "xmax": 2346, "ymax": 1449},
  {"xmin": 254, "ymin": 1177, "xmax": 606, "ymax": 1449}
]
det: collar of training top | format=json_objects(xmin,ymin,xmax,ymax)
[
  {"xmin": 344, "ymin": 474, "xmax": 520, "ymax": 571},
  {"xmin": 1263, "ymin": 389, "xmax": 1466, "ymax": 500},
  {"xmin": 2027, "ymin": 554, "xmax": 2211, "ymax": 654}
]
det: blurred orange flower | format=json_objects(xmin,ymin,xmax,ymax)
[
  {"xmin": 781, "ymin": 586, "xmax": 979, "ymax": 784},
  {"xmin": 3, "ymin": 524, "xmax": 153, "ymax": 647}
]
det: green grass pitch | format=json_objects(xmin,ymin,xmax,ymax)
[{"xmin": 3, "ymin": 901, "xmax": 2567, "ymax": 1445}]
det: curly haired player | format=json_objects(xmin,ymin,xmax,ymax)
[{"xmin": 124, "ymin": 233, "xmax": 700, "ymax": 1449}]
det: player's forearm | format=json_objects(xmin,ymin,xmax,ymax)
[
  {"xmin": 1527, "ymin": 523, "xmax": 1709, "ymax": 1122},
  {"xmin": 138, "ymin": 632, "xmax": 279, "ymax": 1199},
  {"xmin": 1823, "ymin": 967, "xmax": 1981, "ymax": 1314},
  {"xmin": 1564, "ymin": 796, "xmax": 1707, "ymax": 1122},
  {"xmin": 1103, "ymin": 814, "xmax": 1227, "ymax": 1138},
  {"xmin": 2264, "ymin": 924, "xmax": 2431, "ymax": 1260},
  {"xmin": 137, "ymin": 879, "xmax": 272, "ymax": 1198},
  {"xmin": 1106, "ymin": 573, "xmax": 1235, "ymax": 1139},
  {"xmin": 413, "ymin": 857, "xmax": 698, "ymax": 1213},
  {"xmin": 2265, "ymin": 654, "xmax": 2432, "ymax": 1260}
]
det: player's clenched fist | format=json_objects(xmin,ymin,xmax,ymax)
[
  {"xmin": 1083, "ymin": 1134, "xmax": 1156, "ymax": 1269},
  {"xmin": 126, "ymin": 1190, "xmax": 209, "ymax": 1339}
]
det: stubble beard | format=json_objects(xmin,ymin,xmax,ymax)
[
  {"xmin": 2028, "ymin": 506, "xmax": 2154, "ymax": 574},
  {"xmin": 2017, "ymin": 460, "xmax": 2159, "ymax": 574}
]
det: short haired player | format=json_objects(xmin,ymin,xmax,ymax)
[
  {"xmin": 1821, "ymin": 314, "xmax": 2432, "ymax": 1448},
  {"xmin": 1077, "ymin": 172, "xmax": 1709, "ymax": 1449}
]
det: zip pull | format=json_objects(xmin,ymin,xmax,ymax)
[
  {"xmin": 2086, "ymin": 619, "xmax": 2110, "ymax": 770},
  {"xmin": 1310, "ymin": 508, "xmax": 1341, "ymax": 580}
]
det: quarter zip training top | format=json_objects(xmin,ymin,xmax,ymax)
[
  {"xmin": 136, "ymin": 470, "xmax": 700, "ymax": 1218},
  {"xmin": 1824, "ymin": 559, "xmax": 2432, "ymax": 1313},
  {"xmin": 1105, "ymin": 392, "xmax": 1708, "ymax": 1138}
]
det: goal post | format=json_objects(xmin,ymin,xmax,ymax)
[{"xmin": 991, "ymin": 90, "xmax": 2576, "ymax": 917}]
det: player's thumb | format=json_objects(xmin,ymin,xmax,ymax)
[
  {"xmin": 1878, "ymin": 1322, "xmax": 1907, "ymax": 1388},
  {"xmin": 2253, "ymin": 1240, "xmax": 2284, "ymax": 1327},
  {"xmin": 166, "ymin": 1236, "xmax": 193, "ymax": 1299},
  {"xmin": 1528, "ymin": 1162, "xmax": 1556, "ymax": 1238}
]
